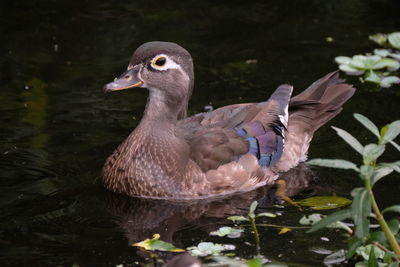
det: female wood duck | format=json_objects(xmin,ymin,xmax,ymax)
[{"xmin": 102, "ymin": 41, "xmax": 355, "ymax": 200}]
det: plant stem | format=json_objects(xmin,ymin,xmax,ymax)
[
  {"xmin": 365, "ymin": 178, "xmax": 400, "ymax": 256},
  {"xmin": 249, "ymin": 217, "xmax": 260, "ymax": 252}
]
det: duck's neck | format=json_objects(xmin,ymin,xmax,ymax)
[{"xmin": 138, "ymin": 88, "xmax": 186, "ymax": 132}]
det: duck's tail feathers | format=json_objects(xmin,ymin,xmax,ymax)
[
  {"xmin": 271, "ymin": 71, "xmax": 355, "ymax": 173},
  {"xmin": 288, "ymin": 71, "xmax": 355, "ymax": 134}
]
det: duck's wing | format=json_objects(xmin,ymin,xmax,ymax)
[{"xmin": 177, "ymin": 84, "xmax": 293, "ymax": 173}]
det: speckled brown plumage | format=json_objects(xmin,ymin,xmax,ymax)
[{"xmin": 102, "ymin": 41, "xmax": 355, "ymax": 199}]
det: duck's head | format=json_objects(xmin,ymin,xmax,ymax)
[{"xmin": 103, "ymin": 41, "xmax": 194, "ymax": 119}]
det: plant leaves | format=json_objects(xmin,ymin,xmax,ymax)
[
  {"xmin": 227, "ymin": 215, "xmax": 249, "ymax": 222},
  {"xmin": 307, "ymin": 158, "xmax": 359, "ymax": 171},
  {"xmin": 381, "ymin": 120, "xmax": 400, "ymax": 144},
  {"xmin": 380, "ymin": 76, "xmax": 400, "ymax": 88},
  {"xmin": 362, "ymin": 144, "xmax": 385, "ymax": 165},
  {"xmin": 187, "ymin": 242, "xmax": 226, "ymax": 256},
  {"xmin": 367, "ymin": 245, "xmax": 379, "ymax": 267},
  {"xmin": 247, "ymin": 257, "xmax": 263, "ymax": 267},
  {"xmin": 351, "ymin": 188, "xmax": 371, "ymax": 239},
  {"xmin": 323, "ymin": 250, "xmax": 346, "ymax": 265},
  {"xmin": 369, "ymin": 33, "xmax": 387, "ymax": 46},
  {"xmin": 378, "ymin": 161, "xmax": 400, "ymax": 173},
  {"xmin": 373, "ymin": 58, "xmax": 400, "ymax": 70},
  {"xmin": 353, "ymin": 113, "xmax": 380, "ymax": 138},
  {"xmin": 257, "ymin": 212, "xmax": 277, "ymax": 218},
  {"xmin": 278, "ymin": 227, "xmax": 292, "ymax": 235},
  {"xmin": 248, "ymin": 201, "xmax": 258, "ymax": 219},
  {"xmin": 294, "ymin": 196, "xmax": 351, "ymax": 210},
  {"xmin": 331, "ymin": 126, "xmax": 364, "ymax": 155},
  {"xmin": 388, "ymin": 32, "xmax": 400, "ymax": 49},
  {"xmin": 382, "ymin": 205, "xmax": 400, "ymax": 215},
  {"xmin": 347, "ymin": 236, "xmax": 363, "ymax": 258},
  {"xmin": 209, "ymin": 226, "xmax": 244, "ymax": 238},
  {"xmin": 372, "ymin": 167, "xmax": 394, "ymax": 185},
  {"xmin": 132, "ymin": 234, "xmax": 184, "ymax": 252},
  {"xmin": 365, "ymin": 70, "xmax": 381, "ymax": 83},
  {"xmin": 335, "ymin": 56, "xmax": 351, "ymax": 65},
  {"xmin": 306, "ymin": 209, "xmax": 352, "ymax": 233},
  {"xmin": 388, "ymin": 219, "xmax": 400, "ymax": 235}
]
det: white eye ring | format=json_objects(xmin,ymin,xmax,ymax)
[{"xmin": 150, "ymin": 54, "xmax": 180, "ymax": 71}]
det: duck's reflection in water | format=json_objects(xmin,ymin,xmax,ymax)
[{"xmin": 104, "ymin": 163, "xmax": 326, "ymax": 265}]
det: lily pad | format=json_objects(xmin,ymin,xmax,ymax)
[
  {"xmin": 132, "ymin": 234, "xmax": 184, "ymax": 252},
  {"xmin": 187, "ymin": 242, "xmax": 232, "ymax": 257},
  {"xmin": 210, "ymin": 226, "xmax": 244, "ymax": 238},
  {"xmin": 295, "ymin": 196, "xmax": 351, "ymax": 210},
  {"xmin": 388, "ymin": 32, "xmax": 400, "ymax": 49},
  {"xmin": 369, "ymin": 33, "xmax": 387, "ymax": 46}
]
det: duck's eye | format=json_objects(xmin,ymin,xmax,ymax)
[{"xmin": 152, "ymin": 56, "xmax": 167, "ymax": 67}]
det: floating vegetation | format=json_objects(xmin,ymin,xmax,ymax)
[
  {"xmin": 294, "ymin": 196, "xmax": 352, "ymax": 210},
  {"xmin": 187, "ymin": 242, "xmax": 234, "ymax": 257},
  {"xmin": 131, "ymin": 234, "xmax": 184, "ymax": 252},
  {"xmin": 335, "ymin": 31, "xmax": 400, "ymax": 89}
]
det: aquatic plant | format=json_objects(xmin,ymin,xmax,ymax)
[
  {"xmin": 307, "ymin": 113, "xmax": 400, "ymax": 265},
  {"xmin": 335, "ymin": 31, "xmax": 400, "ymax": 88}
]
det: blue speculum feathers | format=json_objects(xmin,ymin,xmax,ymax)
[{"xmin": 234, "ymin": 121, "xmax": 284, "ymax": 167}]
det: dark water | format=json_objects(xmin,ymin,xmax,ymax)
[{"xmin": 1, "ymin": 0, "xmax": 400, "ymax": 266}]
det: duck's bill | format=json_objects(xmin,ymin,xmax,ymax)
[{"xmin": 103, "ymin": 67, "xmax": 144, "ymax": 93}]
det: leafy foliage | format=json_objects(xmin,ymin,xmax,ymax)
[
  {"xmin": 307, "ymin": 114, "xmax": 400, "ymax": 265},
  {"xmin": 335, "ymin": 31, "xmax": 400, "ymax": 89},
  {"xmin": 132, "ymin": 234, "xmax": 184, "ymax": 252}
]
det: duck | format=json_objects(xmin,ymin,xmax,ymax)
[{"xmin": 102, "ymin": 41, "xmax": 355, "ymax": 200}]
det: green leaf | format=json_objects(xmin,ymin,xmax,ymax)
[
  {"xmin": 307, "ymin": 209, "xmax": 352, "ymax": 233},
  {"xmin": 351, "ymin": 188, "xmax": 371, "ymax": 239},
  {"xmin": 388, "ymin": 32, "xmax": 400, "ymax": 49},
  {"xmin": 360, "ymin": 165, "xmax": 374, "ymax": 181},
  {"xmin": 381, "ymin": 120, "xmax": 400, "ymax": 144},
  {"xmin": 248, "ymin": 201, "xmax": 258, "ymax": 219},
  {"xmin": 378, "ymin": 161, "xmax": 400, "ymax": 173},
  {"xmin": 227, "ymin": 215, "xmax": 249, "ymax": 222},
  {"xmin": 332, "ymin": 126, "xmax": 364, "ymax": 155},
  {"xmin": 187, "ymin": 242, "xmax": 227, "ymax": 256},
  {"xmin": 132, "ymin": 234, "xmax": 184, "ymax": 252},
  {"xmin": 356, "ymin": 244, "xmax": 385, "ymax": 261},
  {"xmin": 323, "ymin": 250, "xmax": 346, "ymax": 265},
  {"xmin": 388, "ymin": 219, "xmax": 400, "ymax": 235},
  {"xmin": 256, "ymin": 212, "xmax": 277, "ymax": 218},
  {"xmin": 382, "ymin": 205, "xmax": 400, "ymax": 215},
  {"xmin": 373, "ymin": 58, "xmax": 400, "ymax": 70},
  {"xmin": 335, "ymin": 56, "xmax": 351, "ymax": 65},
  {"xmin": 372, "ymin": 167, "xmax": 394, "ymax": 185},
  {"xmin": 369, "ymin": 33, "xmax": 387, "ymax": 46},
  {"xmin": 209, "ymin": 226, "xmax": 244, "ymax": 238},
  {"xmin": 389, "ymin": 140, "xmax": 400, "ymax": 152},
  {"xmin": 353, "ymin": 113, "xmax": 380, "ymax": 138},
  {"xmin": 374, "ymin": 49, "xmax": 391, "ymax": 57},
  {"xmin": 247, "ymin": 257, "xmax": 263, "ymax": 267},
  {"xmin": 294, "ymin": 196, "xmax": 351, "ymax": 210},
  {"xmin": 380, "ymin": 76, "xmax": 400, "ymax": 88},
  {"xmin": 365, "ymin": 70, "xmax": 381, "ymax": 83},
  {"xmin": 347, "ymin": 236, "xmax": 363, "ymax": 258},
  {"xmin": 367, "ymin": 245, "xmax": 379, "ymax": 267},
  {"xmin": 339, "ymin": 64, "xmax": 364, "ymax": 74},
  {"xmin": 307, "ymin": 158, "xmax": 359, "ymax": 171},
  {"xmin": 362, "ymin": 144, "xmax": 385, "ymax": 165}
]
